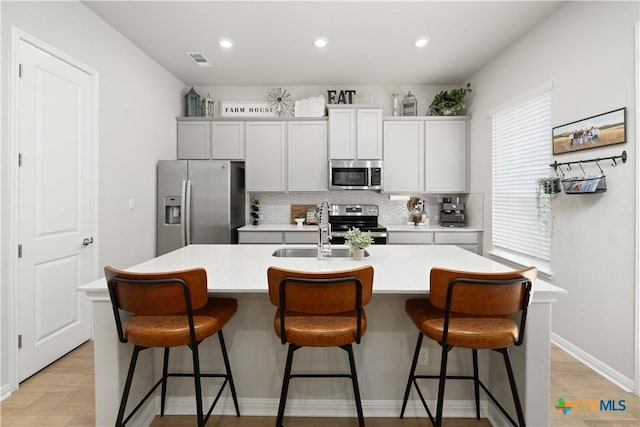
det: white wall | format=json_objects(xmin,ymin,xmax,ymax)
[
  {"xmin": 0, "ymin": 0, "xmax": 184, "ymax": 394},
  {"xmin": 467, "ymin": 1, "xmax": 638, "ymax": 383}
]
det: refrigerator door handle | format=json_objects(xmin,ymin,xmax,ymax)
[
  {"xmin": 180, "ymin": 180, "xmax": 187, "ymax": 246},
  {"xmin": 185, "ymin": 180, "xmax": 192, "ymax": 245}
]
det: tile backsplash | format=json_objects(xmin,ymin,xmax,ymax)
[{"xmin": 248, "ymin": 191, "xmax": 484, "ymax": 228}]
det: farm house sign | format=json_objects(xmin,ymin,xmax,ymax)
[{"xmin": 220, "ymin": 100, "xmax": 277, "ymax": 117}]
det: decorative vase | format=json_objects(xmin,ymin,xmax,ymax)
[
  {"xmin": 295, "ymin": 218, "xmax": 305, "ymax": 228},
  {"xmin": 352, "ymin": 248, "xmax": 365, "ymax": 260}
]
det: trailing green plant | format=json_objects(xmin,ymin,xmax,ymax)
[
  {"xmin": 428, "ymin": 83, "xmax": 472, "ymax": 116},
  {"xmin": 535, "ymin": 177, "xmax": 560, "ymax": 227},
  {"xmin": 344, "ymin": 227, "xmax": 373, "ymax": 250}
]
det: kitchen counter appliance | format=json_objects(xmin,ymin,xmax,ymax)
[
  {"xmin": 329, "ymin": 204, "xmax": 387, "ymax": 244},
  {"xmin": 157, "ymin": 160, "xmax": 245, "ymax": 256},
  {"xmin": 329, "ymin": 160, "xmax": 383, "ymax": 190},
  {"xmin": 439, "ymin": 197, "xmax": 466, "ymax": 227}
]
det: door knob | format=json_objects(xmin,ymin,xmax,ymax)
[{"xmin": 82, "ymin": 237, "xmax": 94, "ymax": 246}]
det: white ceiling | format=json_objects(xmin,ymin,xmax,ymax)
[{"xmin": 83, "ymin": 1, "xmax": 563, "ymax": 86}]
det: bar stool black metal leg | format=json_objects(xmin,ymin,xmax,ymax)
[
  {"xmin": 435, "ymin": 345, "xmax": 451, "ymax": 427},
  {"xmin": 343, "ymin": 344, "xmax": 365, "ymax": 427},
  {"xmin": 218, "ymin": 330, "xmax": 240, "ymax": 416},
  {"xmin": 190, "ymin": 343, "xmax": 205, "ymax": 427},
  {"xmin": 501, "ymin": 348, "xmax": 526, "ymax": 427},
  {"xmin": 472, "ymin": 349, "xmax": 480, "ymax": 420},
  {"xmin": 400, "ymin": 332, "xmax": 423, "ymax": 418},
  {"xmin": 276, "ymin": 344, "xmax": 298, "ymax": 427},
  {"xmin": 160, "ymin": 347, "xmax": 170, "ymax": 417},
  {"xmin": 117, "ymin": 346, "xmax": 141, "ymax": 426}
]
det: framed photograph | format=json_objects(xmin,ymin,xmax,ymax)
[{"xmin": 552, "ymin": 108, "xmax": 626, "ymax": 155}]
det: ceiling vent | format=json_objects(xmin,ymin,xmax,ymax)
[{"xmin": 186, "ymin": 52, "xmax": 212, "ymax": 67}]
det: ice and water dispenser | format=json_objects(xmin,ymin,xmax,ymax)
[{"xmin": 164, "ymin": 196, "xmax": 182, "ymax": 225}]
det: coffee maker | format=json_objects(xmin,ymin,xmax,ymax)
[{"xmin": 439, "ymin": 197, "xmax": 466, "ymax": 227}]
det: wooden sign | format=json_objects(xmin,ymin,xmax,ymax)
[
  {"xmin": 220, "ymin": 100, "xmax": 277, "ymax": 117},
  {"xmin": 327, "ymin": 90, "xmax": 357, "ymax": 104}
]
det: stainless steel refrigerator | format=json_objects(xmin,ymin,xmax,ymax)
[{"xmin": 157, "ymin": 160, "xmax": 245, "ymax": 256}]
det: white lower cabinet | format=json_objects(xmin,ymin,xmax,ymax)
[
  {"xmin": 387, "ymin": 230, "xmax": 482, "ymax": 254},
  {"xmin": 238, "ymin": 230, "xmax": 316, "ymax": 244}
]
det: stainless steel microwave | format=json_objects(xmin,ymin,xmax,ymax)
[{"xmin": 329, "ymin": 160, "xmax": 383, "ymax": 190}]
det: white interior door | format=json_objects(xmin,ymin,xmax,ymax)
[{"xmin": 17, "ymin": 39, "xmax": 94, "ymax": 382}]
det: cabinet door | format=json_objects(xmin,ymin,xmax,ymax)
[
  {"xmin": 383, "ymin": 120, "xmax": 424, "ymax": 192},
  {"xmin": 177, "ymin": 121, "xmax": 210, "ymax": 159},
  {"xmin": 357, "ymin": 109, "xmax": 383, "ymax": 159},
  {"xmin": 287, "ymin": 121, "xmax": 328, "ymax": 191},
  {"xmin": 245, "ymin": 122, "xmax": 286, "ymax": 191},
  {"xmin": 425, "ymin": 120, "xmax": 468, "ymax": 192},
  {"xmin": 329, "ymin": 109, "xmax": 356, "ymax": 159},
  {"xmin": 211, "ymin": 122, "xmax": 244, "ymax": 159}
]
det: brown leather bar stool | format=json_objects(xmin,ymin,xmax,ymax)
[
  {"xmin": 267, "ymin": 265, "xmax": 374, "ymax": 427},
  {"xmin": 105, "ymin": 266, "xmax": 240, "ymax": 427},
  {"xmin": 400, "ymin": 266, "xmax": 536, "ymax": 427}
]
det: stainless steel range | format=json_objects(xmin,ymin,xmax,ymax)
[{"xmin": 329, "ymin": 204, "xmax": 388, "ymax": 244}]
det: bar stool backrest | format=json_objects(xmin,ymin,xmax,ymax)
[
  {"xmin": 429, "ymin": 267, "xmax": 537, "ymax": 316},
  {"xmin": 267, "ymin": 265, "xmax": 374, "ymax": 314},
  {"xmin": 104, "ymin": 266, "xmax": 209, "ymax": 315}
]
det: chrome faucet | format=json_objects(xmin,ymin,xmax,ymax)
[{"xmin": 317, "ymin": 200, "xmax": 332, "ymax": 259}]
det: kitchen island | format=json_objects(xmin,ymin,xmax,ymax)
[{"xmin": 80, "ymin": 244, "xmax": 565, "ymax": 427}]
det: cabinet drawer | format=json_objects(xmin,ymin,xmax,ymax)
[
  {"xmin": 388, "ymin": 232, "xmax": 434, "ymax": 245},
  {"xmin": 434, "ymin": 232, "xmax": 478, "ymax": 245},
  {"xmin": 238, "ymin": 231, "xmax": 282, "ymax": 244},
  {"xmin": 284, "ymin": 232, "xmax": 316, "ymax": 244}
]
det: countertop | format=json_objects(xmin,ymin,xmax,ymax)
[
  {"xmin": 238, "ymin": 224, "xmax": 483, "ymax": 232},
  {"xmin": 81, "ymin": 244, "xmax": 562, "ymax": 299}
]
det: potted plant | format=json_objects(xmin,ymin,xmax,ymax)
[
  {"xmin": 536, "ymin": 177, "xmax": 560, "ymax": 226},
  {"xmin": 294, "ymin": 214, "xmax": 305, "ymax": 228},
  {"xmin": 537, "ymin": 176, "xmax": 561, "ymax": 194},
  {"xmin": 344, "ymin": 227, "xmax": 373, "ymax": 260},
  {"xmin": 427, "ymin": 83, "xmax": 472, "ymax": 116}
]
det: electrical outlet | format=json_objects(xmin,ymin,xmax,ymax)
[
  {"xmin": 382, "ymin": 214, "xmax": 391, "ymax": 221},
  {"xmin": 418, "ymin": 347, "xmax": 429, "ymax": 365}
]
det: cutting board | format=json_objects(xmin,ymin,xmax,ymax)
[{"xmin": 290, "ymin": 204, "xmax": 317, "ymax": 224}]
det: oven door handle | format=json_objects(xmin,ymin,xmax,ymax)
[{"xmin": 331, "ymin": 231, "xmax": 387, "ymax": 238}]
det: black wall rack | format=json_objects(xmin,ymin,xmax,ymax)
[{"xmin": 549, "ymin": 150, "xmax": 627, "ymax": 176}]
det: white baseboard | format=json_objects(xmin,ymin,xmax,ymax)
[
  {"xmin": 160, "ymin": 395, "xmax": 486, "ymax": 419},
  {"xmin": 486, "ymin": 400, "xmax": 512, "ymax": 427},
  {"xmin": 551, "ymin": 332, "xmax": 634, "ymax": 392},
  {"xmin": 1, "ymin": 382, "xmax": 15, "ymax": 401}
]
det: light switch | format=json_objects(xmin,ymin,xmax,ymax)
[{"xmin": 128, "ymin": 198, "xmax": 135, "ymax": 210}]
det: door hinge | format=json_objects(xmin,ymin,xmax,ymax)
[
  {"xmin": 18, "ymin": 64, "xmax": 23, "ymax": 78},
  {"xmin": 18, "ymin": 334, "xmax": 22, "ymax": 349},
  {"xmin": 18, "ymin": 153, "xmax": 23, "ymax": 167},
  {"xmin": 18, "ymin": 244, "xmax": 22, "ymax": 258}
]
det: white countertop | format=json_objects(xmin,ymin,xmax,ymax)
[
  {"xmin": 384, "ymin": 224, "xmax": 483, "ymax": 232},
  {"xmin": 239, "ymin": 224, "xmax": 319, "ymax": 231},
  {"xmin": 81, "ymin": 244, "xmax": 563, "ymax": 300},
  {"xmin": 238, "ymin": 224, "xmax": 482, "ymax": 232}
]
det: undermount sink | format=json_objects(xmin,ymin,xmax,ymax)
[{"xmin": 271, "ymin": 247, "xmax": 369, "ymax": 258}]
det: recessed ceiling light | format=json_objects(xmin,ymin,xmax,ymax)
[
  {"xmin": 314, "ymin": 38, "xmax": 328, "ymax": 48},
  {"xmin": 414, "ymin": 37, "xmax": 430, "ymax": 48},
  {"xmin": 219, "ymin": 38, "xmax": 234, "ymax": 49}
]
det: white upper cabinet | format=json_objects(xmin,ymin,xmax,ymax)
[
  {"xmin": 211, "ymin": 121, "xmax": 244, "ymax": 160},
  {"xmin": 177, "ymin": 119, "xmax": 245, "ymax": 160},
  {"xmin": 383, "ymin": 117, "xmax": 468, "ymax": 193},
  {"xmin": 329, "ymin": 106, "xmax": 382, "ymax": 160},
  {"xmin": 425, "ymin": 120, "xmax": 468, "ymax": 193},
  {"xmin": 177, "ymin": 120, "xmax": 210, "ymax": 159},
  {"xmin": 383, "ymin": 120, "xmax": 425, "ymax": 192},
  {"xmin": 245, "ymin": 121, "xmax": 286, "ymax": 191},
  {"xmin": 287, "ymin": 121, "xmax": 328, "ymax": 191}
]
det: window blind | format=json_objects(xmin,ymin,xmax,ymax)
[{"xmin": 492, "ymin": 89, "xmax": 552, "ymax": 263}]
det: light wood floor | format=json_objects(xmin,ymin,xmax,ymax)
[{"xmin": 1, "ymin": 342, "xmax": 638, "ymax": 426}]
